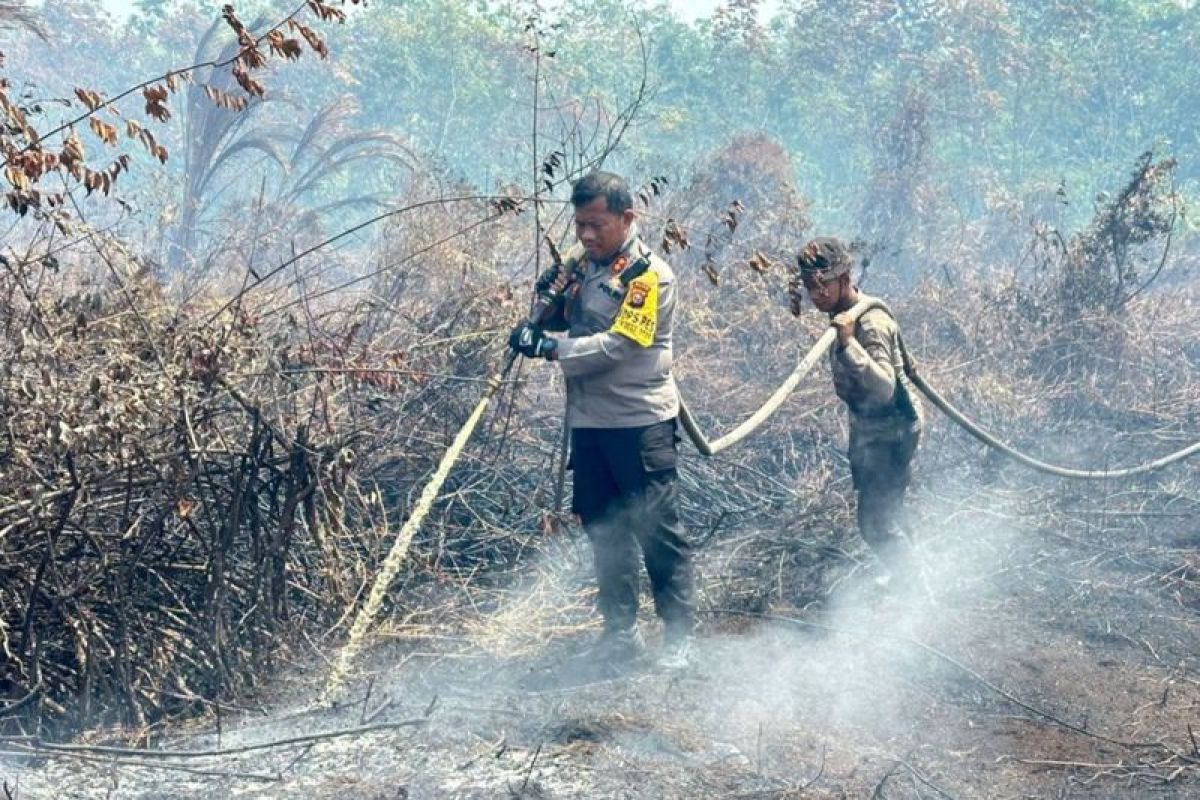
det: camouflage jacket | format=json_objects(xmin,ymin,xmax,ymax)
[{"xmin": 829, "ymin": 294, "xmax": 923, "ymax": 444}]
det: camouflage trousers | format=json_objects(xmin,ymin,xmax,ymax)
[{"xmin": 848, "ymin": 426, "xmax": 920, "ymax": 570}]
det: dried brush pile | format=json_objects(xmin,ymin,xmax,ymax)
[{"xmin": 0, "ymin": 201, "xmax": 533, "ymax": 732}]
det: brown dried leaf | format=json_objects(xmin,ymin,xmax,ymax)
[
  {"xmin": 203, "ymin": 85, "xmax": 249, "ymax": 112},
  {"xmin": 489, "ymin": 195, "xmax": 524, "ymax": 216},
  {"xmin": 748, "ymin": 250, "xmax": 773, "ymax": 274},
  {"xmin": 7, "ymin": 191, "xmax": 29, "ymax": 215},
  {"xmin": 289, "ymin": 21, "xmax": 329, "ymax": 58},
  {"xmin": 239, "ymin": 44, "xmax": 268, "ymax": 70},
  {"xmin": 4, "ymin": 166, "xmax": 29, "ymax": 190},
  {"xmin": 74, "ymin": 88, "xmax": 102, "ymax": 112},
  {"xmin": 722, "ymin": 199, "xmax": 744, "ymax": 233},
  {"xmin": 164, "ymin": 71, "xmax": 186, "ymax": 93},
  {"xmin": 142, "ymin": 85, "xmax": 168, "ymax": 104},
  {"xmin": 222, "ymin": 5, "xmax": 249, "ymax": 39},
  {"xmin": 61, "ymin": 131, "xmax": 85, "ymax": 168},
  {"xmin": 307, "ymin": 0, "xmax": 348, "ymax": 23},
  {"xmin": 231, "ymin": 64, "xmax": 266, "ymax": 98},
  {"xmin": 143, "ymin": 85, "xmax": 171, "ymax": 122},
  {"xmin": 134, "ymin": 127, "xmax": 157, "ymax": 158},
  {"xmin": 88, "ymin": 117, "xmax": 118, "ymax": 147},
  {"xmin": 0, "ymin": 90, "xmax": 36, "ymax": 140},
  {"xmin": 661, "ymin": 218, "xmax": 690, "ymax": 253},
  {"xmin": 280, "ymin": 38, "xmax": 303, "ymax": 60},
  {"xmin": 265, "ymin": 31, "xmax": 303, "ymax": 60}
]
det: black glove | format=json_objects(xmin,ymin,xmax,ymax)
[
  {"xmin": 534, "ymin": 267, "xmax": 561, "ymax": 293},
  {"xmin": 508, "ymin": 322, "xmax": 558, "ymax": 359}
]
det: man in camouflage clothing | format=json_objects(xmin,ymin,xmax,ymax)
[{"xmin": 795, "ymin": 237, "xmax": 923, "ymax": 584}]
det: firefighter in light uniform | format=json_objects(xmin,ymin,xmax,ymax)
[
  {"xmin": 509, "ymin": 171, "xmax": 694, "ymax": 669},
  {"xmin": 795, "ymin": 237, "xmax": 923, "ymax": 585}
]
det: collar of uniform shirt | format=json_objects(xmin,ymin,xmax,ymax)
[{"xmin": 588, "ymin": 225, "xmax": 640, "ymax": 268}]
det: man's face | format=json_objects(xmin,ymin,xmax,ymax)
[
  {"xmin": 804, "ymin": 273, "xmax": 845, "ymax": 313},
  {"xmin": 573, "ymin": 197, "xmax": 634, "ymax": 261}
]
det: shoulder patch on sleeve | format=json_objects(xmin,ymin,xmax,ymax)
[{"xmin": 610, "ymin": 270, "xmax": 659, "ymax": 347}]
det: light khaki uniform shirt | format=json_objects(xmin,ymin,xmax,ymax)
[
  {"xmin": 544, "ymin": 231, "xmax": 680, "ymax": 430},
  {"xmin": 829, "ymin": 294, "xmax": 923, "ymax": 445}
]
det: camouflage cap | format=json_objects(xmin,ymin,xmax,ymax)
[{"xmin": 797, "ymin": 237, "xmax": 852, "ymax": 282}]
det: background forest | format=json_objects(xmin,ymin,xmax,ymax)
[{"xmin": 14, "ymin": 0, "xmax": 1200, "ymax": 275}]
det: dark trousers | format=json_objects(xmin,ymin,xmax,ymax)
[
  {"xmin": 849, "ymin": 427, "xmax": 920, "ymax": 569},
  {"xmin": 570, "ymin": 420, "xmax": 694, "ymax": 636}
]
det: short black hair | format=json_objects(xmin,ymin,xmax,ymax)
[{"xmin": 570, "ymin": 171, "xmax": 633, "ymax": 213}]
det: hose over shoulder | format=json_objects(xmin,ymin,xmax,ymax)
[
  {"xmin": 678, "ymin": 297, "xmax": 885, "ymax": 456},
  {"xmin": 681, "ymin": 303, "xmax": 878, "ymax": 453},
  {"xmin": 678, "ymin": 299, "xmax": 1200, "ymax": 478},
  {"xmin": 678, "ymin": 327, "xmax": 836, "ymax": 456}
]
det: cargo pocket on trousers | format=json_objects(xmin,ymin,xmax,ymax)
[{"xmin": 639, "ymin": 422, "xmax": 678, "ymax": 473}]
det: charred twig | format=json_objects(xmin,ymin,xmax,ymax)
[
  {"xmin": 0, "ymin": 748, "xmax": 280, "ymax": 782},
  {"xmin": 513, "ymin": 741, "xmax": 543, "ymax": 798},
  {"xmin": 802, "ymin": 744, "xmax": 827, "ymax": 790},
  {"xmin": 364, "ymin": 695, "xmax": 394, "ymax": 724},
  {"xmin": 893, "ymin": 754, "xmax": 957, "ymax": 799},
  {"xmin": 0, "ymin": 684, "xmax": 40, "ymax": 720},
  {"xmin": 870, "ymin": 759, "xmax": 901, "ymax": 799},
  {"xmin": 360, "ymin": 675, "xmax": 375, "ymax": 724},
  {"xmin": 1, "ymin": 718, "xmax": 427, "ymax": 760}
]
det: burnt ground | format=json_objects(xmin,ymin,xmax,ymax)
[{"xmin": 4, "ymin": 476, "xmax": 1199, "ymax": 799}]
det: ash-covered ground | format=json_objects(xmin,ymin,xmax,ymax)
[{"xmin": 5, "ymin": 479, "xmax": 1199, "ymax": 799}]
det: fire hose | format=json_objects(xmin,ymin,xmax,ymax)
[
  {"xmin": 678, "ymin": 297, "xmax": 1200, "ymax": 477},
  {"xmin": 324, "ymin": 296, "xmax": 1200, "ymax": 699},
  {"xmin": 322, "ymin": 291, "xmax": 554, "ymax": 700}
]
